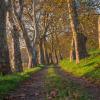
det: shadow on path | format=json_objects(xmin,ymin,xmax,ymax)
[{"xmin": 4, "ymin": 65, "xmax": 100, "ymax": 100}]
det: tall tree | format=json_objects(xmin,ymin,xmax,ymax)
[
  {"xmin": 8, "ymin": 1, "xmax": 23, "ymax": 72},
  {"xmin": 0, "ymin": 0, "xmax": 11, "ymax": 74},
  {"xmin": 67, "ymin": 0, "xmax": 80, "ymax": 64},
  {"xmin": 67, "ymin": 0, "xmax": 88, "ymax": 63},
  {"xmin": 10, "ymin": 0, "xmax": 34, "ymax": 68},
  {"xmin": 32, "ymin": 0, "xmax": 39, "ymax": 65},
  {"xmin": 98, "ymin": 15, "xmax": 100, "ymax": 49},
  {"xmin": 11, "ymin": 25, "xmax": 23, "ymax": 72}
]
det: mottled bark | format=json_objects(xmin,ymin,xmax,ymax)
[
  {"xmin": 11, "ymin": 25, "xmax": 23, "ymax": 72},
  {"xmin": 8, "ymin": 4, "xmax": 23, "ymax": 72},
  {"xmin": 0, "ymin": 0, "xmax": 11, "ymax": 74},
  {"xmin": 10, "ymin": 0, "xmax": 33, "ymax": 68}
]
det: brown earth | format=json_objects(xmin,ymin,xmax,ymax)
[{"xmin": 3, "ymin": 66, "xmax": 100, "ymax": 100}]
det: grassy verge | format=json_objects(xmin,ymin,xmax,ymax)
[
  {"xmin": 45, "ymin": 66, "xmax": 95, "ymax": 100},
  {"xmin": 59, "ymin": 49, "xmax": 100, "ymax": 83},
  {"xmin": 0, "ymin": 66, "xmax": 43, "ymax": 98}
]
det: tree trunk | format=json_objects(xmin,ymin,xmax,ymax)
[
  {"xmin": 49, "ymin": 52, "xmax": 53, "ymax": 64},
  {"xmin": 70, "ymin": 37, "xmax": 74, "ymax": 62},
  {"xmin": 43, "ymin": 38, "xmax": 49, "ymax": 64},
  {"xmin": 38, "ymin": 39, "xmax": 45, "ymax": 64},
  {"xmin": 67, "ymin": 0, "xmax": 80, "ymax": 64},
  {"xmin": 8, "ymin": 8, "xmax": 23, "ymax": 72},
  {"xmin": 10, "ymin": 0, "xmax": 33, "ymax": 68},
  {"xmin": 32, "ymin": 0, "xmax": 39, "ymax": 66},
  {"xmin": 55, "ymin": 33, "xmax": 63, "ymax": 60},
  {"xmin": 59, "ymin": 52, "xmax": 63, "ymax": 60},
  {"xmin": 54, "ymin": 49, "xmax": 58, "ymax": 64},
  {"xmin": 32, "ymin": 47, "xmax": 37, "ymax": 66},
  {"xmin": 98, "ymin": 15, "xmax": 100, "ymax": 49},
  {"xmin": 11, "ymin": 25, "xmax": 23, "ymax": 72},
  {"xmin": 0, "ymin": 0, "xmax": 11, "ymax": 75},
  {"xmin": 68, "ymin": 0, "xmax": 88, "ymax": 63}
]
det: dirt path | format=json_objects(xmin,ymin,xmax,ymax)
[
  {"xmin": 4, "ymin": 66, "xmax": 100, "ymax": 100},
  {"xmin": 4, "ymin": 68, "xmax": 48, "ymax": 100},
  {"xmin": 55, "ymin": 66, "xmax": 100, "ymax": 100}
]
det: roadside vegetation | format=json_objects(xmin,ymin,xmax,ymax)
[
  {"xmin": 0, "ymin": 66, "xmax": 43, "ymax": 98},
  {"xmin": 45, "ymin": 67, "xmax": 96, "ymax": 100},
  {"xmin": 59, "ymin": 49, "xmax": 100, "ymax": 84}
]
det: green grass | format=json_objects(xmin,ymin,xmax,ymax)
[
  {"xmin": 59, "ymin": 49, "xmax": 100, "ymax": 81},
  {"xmin": 0, "ymin": 66, "xmax": 43, "ymax": 99},
  {"xmin": 45, "ymin": 67, "xmax": 95, "ymax": 100}
]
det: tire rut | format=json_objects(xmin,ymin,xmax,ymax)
[
  {"xmin": 4, "ymin": 68, "xmax": 48, "ymax": 100},
  {"xmin": 55, "ymin": 66, "xmax": 100, "ymax": 100}
]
